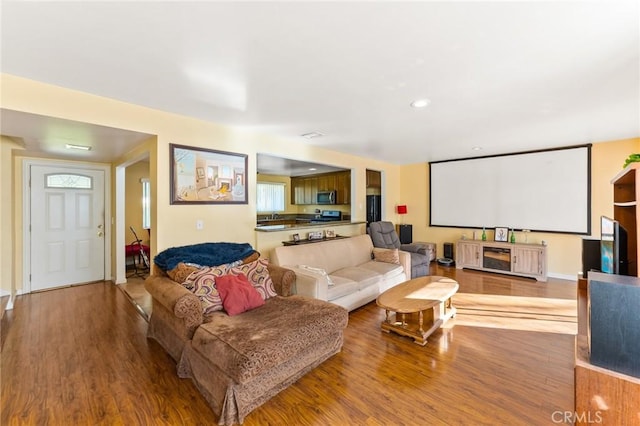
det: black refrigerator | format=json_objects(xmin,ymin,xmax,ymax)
[{"xmin": 366, "ymin": 195, "xmax": 381, "ymax": 227}]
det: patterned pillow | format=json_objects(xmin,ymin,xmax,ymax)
[
  {"xmin": 183, "ymin": 264, "xmax": 230, "ymax": 314},
  {"xmin": 372, "ymin": 248, "xmax": 400, "ymax": 264},
  {"xmin": 167, "ymin": 262, "xmax": 201, "ymax": 284},
  {"xmin": 228, "ymin": 258, "xmax": 277, "ymax": 300}
]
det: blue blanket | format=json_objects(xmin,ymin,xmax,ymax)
[{"xmin": 154, "ymin": 242, "xmax": 256, "ymax": 271}]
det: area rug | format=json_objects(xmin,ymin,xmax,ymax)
[{"xmin": 445, "ymin": 293, "xmax": 577, "ymax": 335}]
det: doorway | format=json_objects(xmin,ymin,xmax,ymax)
[{"xmin": 24, "ymin": 160, "xmax": 111, "ymax": 292}]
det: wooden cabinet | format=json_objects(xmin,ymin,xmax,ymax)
[
  {"xmin": 512, "ymin": 246, "xmax": 546, "ymax": 277},
  {"xmin": 456, "ymin": 240, "xmax": 547, "ymax": 281},
  {"xmin": 456, "ymin": 241, "xmax": 481, "ymax": 268},
  {"xmin": 291, "ymin": 171, "xmax": 350, "ymax": 205},
  {"xmin": 303, "ymin": 177, "xmax": 317, "ymax": 205},
  {"xmin": 366, "ymin": 169, "xmax": 381, "ymax": 188},
  {"xmin": 335, "ymin": 171, "xmax": 350, "ymax": 204},
  {"xmin": 317, "ymin": 174, "xmax": 336, "ymax": 191},
  {"xmin": 290, "ymin": 176, "xmax": 318, "ymax": 205},
  {"xmin": 612, "ymin": 163, "xmax": 639, "ymax": 276}
]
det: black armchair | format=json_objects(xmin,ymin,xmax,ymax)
[{"xmin": 368, "ymin": 221, "xmax": 430, "ymax": 278}]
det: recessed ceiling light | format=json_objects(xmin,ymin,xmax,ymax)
[
  {"xmin": 301, "ymin": 132, "xmax": 324, "ymax": 139},
  {"xmin": 472, "ymin": 146, "xmax": 483, "ymax": 151},
  {"xmin": 65, "ymin": 143, "xmax": 92, "ymax": 151},
  {"xmin": 308, "ymin": 168, "xmax": 317, "ymax": 171},
  {"xmin": 410, "ymin": 99, "xmax": 430, "ymax": 108}
]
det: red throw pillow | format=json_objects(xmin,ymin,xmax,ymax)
[{"xmin": 216, "ymin": 274, "xmax": 265, "ymax": 316}]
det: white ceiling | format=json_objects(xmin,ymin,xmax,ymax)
[{"xmin": 1, "ymin": 1, "xmax": 638, "ymax": 166}]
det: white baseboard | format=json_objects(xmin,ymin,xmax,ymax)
[
  {"xmin": 1, "ymin": 289, "xmax": 13, "ymax": 310},
  {"xmin": 547, "ymin": 272, "xmax": 578, "ymax": 282}
]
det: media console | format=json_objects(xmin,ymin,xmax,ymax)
[{"xmin": 456, "ymin": 239, "xmax": 547, "ymax": 282}]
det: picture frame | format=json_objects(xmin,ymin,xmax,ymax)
[
  {"xmin": 494, "ymin": 227, "xmax": 509, "ymax": 242},
  {"xmin": 292, "ymin": 233, "xmax": 300, "ymax": 242},
  {"xmin": 308, "ymin": 231, "xmax": 323, "ymax": 240},
  {"xmin": 325, "ymin": 229, "xmax": 336, "ymax": 238},
  {"xmin": 170, "ymin": 143, "xmax": 248, "ymax": 204}
]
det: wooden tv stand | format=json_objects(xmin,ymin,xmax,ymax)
[{"xmin": 456, "ymin": 240, "xmax": 547, "ymax": 281}]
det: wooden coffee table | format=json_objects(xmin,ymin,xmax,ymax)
[{"xmin": 376, "ymin": 276, "xmax": 459, "ymax": 346}]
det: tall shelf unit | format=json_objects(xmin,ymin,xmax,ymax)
[{"xmin": 611, "ymin": 163, "xmax": 639, "ymax": 277}]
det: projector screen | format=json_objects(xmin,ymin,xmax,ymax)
[{"xmin": 429, "ymin": 145, "xmax": 591, "ymax": 234}]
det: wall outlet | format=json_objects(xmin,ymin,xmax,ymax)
[{"xmin": 196, "ymin": 219, "xmax": 204, "ymax": 230}]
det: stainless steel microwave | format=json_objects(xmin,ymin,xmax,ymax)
[{"xmin": 317, "ymin": 190, "xmax": 337, "ymax": 204}]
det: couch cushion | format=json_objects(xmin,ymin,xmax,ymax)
[
  {"xmin": 228, "ymin": 258, "xmax": 278, "ymax": 300},
  {"xmin": 359, "ymin": 260, "xmax": 405, "ymax": 281},
  {"xmin": 331, "ymin": 266, "xmax": 381, "ymax": 291},
  {"xmin": 216, "ymin": 274, "xmax": 265, "ymax": 316},
  {"xmin": 372, "ymin": 248, "xmax": 400, "ymax": 264},
  {"xmin": 326, "ymin": 277, "xmax": 359, "ymax": 301},
  {"xmin": 183, "ymin": 264, "xmax": 231, "ymax": 314},
  {"xmin": 193, "ymin": 295, "xmax": 348, "ymax": 384}
]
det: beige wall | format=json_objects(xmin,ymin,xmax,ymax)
[
  {"xmin": 125, "ymin": 161, "xmax": 150, "ymax": 245},
  {"xmin": 399, "ymin": 137, "xmax": 640, "ymax": 279},
  {"xmin": 1, "ymin": 137, "xmax": 25, "ymax": 296}
]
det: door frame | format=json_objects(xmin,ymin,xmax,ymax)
[{"xmin": 22, "ymin": 158, "xmax": 112, "ymax": 293}]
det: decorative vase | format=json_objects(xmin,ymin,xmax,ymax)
[
  {"xmin": 481, "ymin": 227, "xmax": 487, "ymax": 241},
  {"xmin": 510, "ymin": 229, "xmax": 516, "ymax": 243}
]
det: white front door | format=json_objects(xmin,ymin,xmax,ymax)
[{"xmin": 29, "ymin": 165, "xmax": 106, "ymax": 291}]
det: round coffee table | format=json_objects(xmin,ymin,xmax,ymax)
[{"xmin": 376, "ymin": 276, "xmax": 458, "ymax": 345}]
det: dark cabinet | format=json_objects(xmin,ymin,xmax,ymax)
[{"xmin": 291, "ymin": 171, "xmax": 350, "ymax": 205}]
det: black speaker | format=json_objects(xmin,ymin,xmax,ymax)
[
  {"xmin": 398, "ymin": 224, "xmax": 412, "ymax": 244},
  {"xmin": 443, "ymin": 243, "xmax": 454, "ymax": 259},
  {"xmin": 582, "ymin": 238, "xmax": 601, "ymax": 278}
]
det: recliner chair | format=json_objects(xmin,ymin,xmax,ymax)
[{"xmin": 368, "ymin": 221, "xmax": 430, "ymax": 278}]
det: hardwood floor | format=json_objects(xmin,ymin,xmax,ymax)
[{"xmin": 1, "ymin": 265, "xmax": 577, "ymax": 425}]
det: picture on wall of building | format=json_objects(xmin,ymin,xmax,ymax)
[{"xmin": 170, "ymin": 143, "xmax": 248, "ymax": 204}]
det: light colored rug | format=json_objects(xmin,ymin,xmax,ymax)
[{"xmin": 445, "ymin": 293, "xmax": 577, "ymax": 335}]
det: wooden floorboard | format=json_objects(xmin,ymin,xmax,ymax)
[{"xmin": 1, "ymin": 265, "xmax": 577, "ymax": 425}]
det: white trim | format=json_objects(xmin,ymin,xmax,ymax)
[
  {"xmin": 547, "ymin": 272, "xmax": 578, "ymax": 282},
  {"xmin": 22, "ymin": 158, "xmax": 112, "ymax": 293}
]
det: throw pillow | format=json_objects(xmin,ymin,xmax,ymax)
[
  {"xmin": 166, "ymin": 262, "xmax": 201, "ymax": 284},
  {"xmin": 373, "ymin": 248, "xmax": 400, "ymax": 265},
  {"xmin": 297, "ymin": 264, "xmax": 335, "ymax": 286},
  {"xmin": 228, "ymin": 258, "xmax": 278, "ymax": 300},
  {"xmin": 183, "ymin": 264, "xmax": 230, "ymax": 314},
  {"xmin": 216, "ymin": 274, "xmax": 265, "ymax": 316}
]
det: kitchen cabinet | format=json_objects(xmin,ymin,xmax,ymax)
[
  {"xmin": 366, "ymin": 169, "xmax": 381, "ymax": 188},
  {"xmin": 317, "ymin": 174, "xmax": 336, "ymax": 191},
  {"xmin": 336, "ymin": 171, "xmax": 351, "ymax": 204},
  {"xmin": 291, "ymin": 171, "xmax": 350, "ymax": 205},
  {"xmin": 290, "ymin": 176, "xmax": 317, "ymax": 205}
]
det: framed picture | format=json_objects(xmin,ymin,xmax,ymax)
[
  {"xmin": 292, "ymin": 233, "xmax": 300, "ymax": 242},
  {"xmin": 308, "ymin": 231, "xmax": 323, "ymax": 240},
  {"xmin": 325, "ymin": 229, "xmax": 336, "ymax": 238},
  {"xmin": 170, "ymin": 143, "xmax": 248, "ymax": 204},
  {"xmin": 494, "ymin": 227, "xmax": 508, "ymax": 242}
]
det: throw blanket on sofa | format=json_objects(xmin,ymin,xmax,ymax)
[{"xmin": 154, "ymin": 242, "xmax": 256, "ymax": 271}]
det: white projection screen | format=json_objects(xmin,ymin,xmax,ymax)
[{"xmin": 429, "ymin": 145, "xmax": 591, "ymax": 234}]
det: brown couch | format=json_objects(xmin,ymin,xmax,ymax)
[{"xmin": 145, "ymin": 263, "xmax": 348, "ymax": 425}]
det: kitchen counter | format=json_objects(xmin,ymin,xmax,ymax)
[{"xmin": 255, "ymin": 220, "xmax": 364, "ymax": 232}]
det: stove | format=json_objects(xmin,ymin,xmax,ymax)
[{"xmin": 311, "ymin": 210, "xmax": 342, "ymax": 223}]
